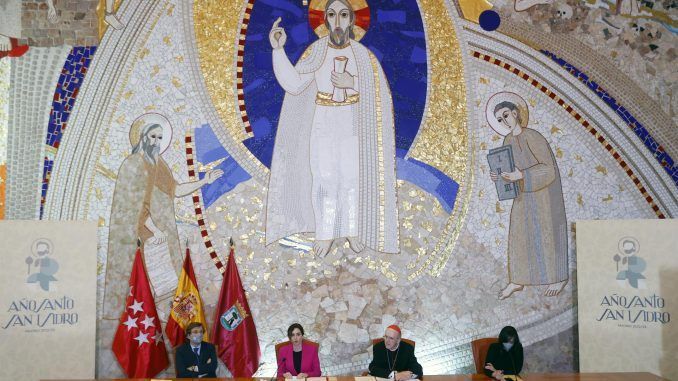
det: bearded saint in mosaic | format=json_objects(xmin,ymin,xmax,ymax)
[{"xmin": 103, "ymin": 114, "xmax": 222, "ymax": 318}]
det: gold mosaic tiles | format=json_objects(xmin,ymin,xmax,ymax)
[{"xmin": 193, "ymin": 0, "xmax": 268, "ymax": 175}]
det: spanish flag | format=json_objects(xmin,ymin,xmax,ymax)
[{"xmin": 165, "ymin": 246, "xmax": 208, "ymax": 347}]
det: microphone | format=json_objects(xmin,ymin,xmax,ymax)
[{"xmin": 276, "ymin": 356, "xmax": 286, "ymax": 381}]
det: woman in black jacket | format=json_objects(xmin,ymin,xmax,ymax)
[{"xmin": 484, "ymin": 326, "xmax": 523, "ymax": 380}]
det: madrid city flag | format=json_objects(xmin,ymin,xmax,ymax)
[
  {"xmin": 165, "ymin": 246, "xmax": 208, "ymax": 347},
  {"xmin": 212, "ymin": 244, "xmax": 260, "ymax": 376}
]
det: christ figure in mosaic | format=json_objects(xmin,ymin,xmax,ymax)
[
  {"xmin": 486, "ymin": 92, "xmax": 568, "ymax": 299},
  {"xmin": 265, "ymin": 0, "xmax": 399, "ymax": 257}
]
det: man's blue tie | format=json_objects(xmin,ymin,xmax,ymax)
[{"xmin": 193, "ymin": 347, "xmax": 199, "ymax": 356}]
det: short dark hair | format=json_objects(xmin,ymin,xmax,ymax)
[
  {"xmin": 185, "ymin": 322, "xmax": 205, "ymax": 336},
  {"xmin": 498, "ymin": 326, "xmax": 521, "ymax": 346},
  {"xmin": 287, "ymin": 323, "xmax": 305, "ymax": 339},
  {"xmin": 493, "ymin": 101, "xmax": 522, "ymax": 126}
]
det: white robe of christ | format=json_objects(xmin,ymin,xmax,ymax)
[{"xmin": 266, "ymin": 36, "xmax": 399, "ymax": 254}]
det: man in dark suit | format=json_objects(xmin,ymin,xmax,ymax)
[
  {"xmin": 369, "ymin": 325, "xmax": 423, "ymax": 380},
  {"xmin": 175, "ymin": 322, "xmax": 218, "ymax": 378}
]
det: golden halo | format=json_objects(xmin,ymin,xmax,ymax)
[
  {"xmin": 485, "ymin": 92, "xmax": 529, "ymax": 136},
  {"xmin": 128, "ymin": 113, "xmax": 173, "ymax": 154},
  {"xmin": 308, "ymin": 0, "xmax": 370, "ymax": 41}
]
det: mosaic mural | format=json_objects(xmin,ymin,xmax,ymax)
[
  {"xmin": 491, "ymin": 0, "xmax": 677, "ymax": 125},
  {"xmin": 1, "ymin": 0, "xmax": 676, "ymax": 378}
]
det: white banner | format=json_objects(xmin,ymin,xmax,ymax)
[
  {"xmin": 577, "ymin": 219, "xmax": 678, "ymax": 379},
  {"xmin": 0, "ymin": 221, "xmax": 97, "ymax": 381}
]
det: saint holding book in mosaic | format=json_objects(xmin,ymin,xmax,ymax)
[{"xmin": 486, "ymin": 92, "xmax": 568, "ymax": 299}]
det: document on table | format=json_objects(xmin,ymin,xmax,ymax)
[{"xmin": 354, "ymin": 377, "xmax": 376, "ymax": 381}]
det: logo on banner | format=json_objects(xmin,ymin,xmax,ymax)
[
  {"xmin": 612, "ymin": 236, "xmax": 646, "ymax": 289},
  {"xmin": 596, "ymin": 235, "xmax": 670, "ymax": 327},
  {"xmin": 25, "ymin": 238, "xmax": 59, "ymax": 291},
  {"xmin": 220, "ymin": 301, "xmax": 248, "ymax": 331}
]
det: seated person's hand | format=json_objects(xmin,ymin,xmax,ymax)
[
  {"xmin": 395, "ymin": 371, "xmax": 413, "ymax": 380},
  {"xmin": 297, "ymin": 373, "xmax": 308, "ymax": 378},
  {"xmin": 485, "ymin": 363, "xmax": 504, "ymax": 380},
  {"xmin": 283, "ymin": 372, "xmax": 293, "ymax": 378}
]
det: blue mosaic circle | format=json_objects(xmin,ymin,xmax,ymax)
[{"xmin": 479, "ymin": 10, "xmax": 500, "ymax": 32}]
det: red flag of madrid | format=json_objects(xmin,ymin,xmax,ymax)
[
  {"xmin": 112, "ymin": 248, "xmax": 169, "ymax": 377},
  {"xmin": 212, "ymin": 244, "xmax": 260, "ymax": 376}
]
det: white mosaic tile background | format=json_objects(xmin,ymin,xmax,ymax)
[
  {"xmin": 13, "ymin": 0, "xmax": 675, "ymax": 378},
  {"xmin": 0, "ymin": 59, "xmax": 9, "ymax": 165},
  {"xmin": 6, "ymin": 46, "xmax": 71, "ymax": 219}
]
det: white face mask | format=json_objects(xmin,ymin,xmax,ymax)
[
  {"xmin": 502, "ymin": 342, "xmax": 513, "ymax": 351},
  {"xmin": 190, "ymin": 333, "xmax": 203, "ymax": 344}
]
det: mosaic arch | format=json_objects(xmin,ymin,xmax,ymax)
[{"xmin": 0, "ymin": 0, "xmax": 672, "ymax": 378}]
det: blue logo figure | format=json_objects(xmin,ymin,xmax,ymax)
[
  {"xmin": 613, "ymin": 237, "xmax": 646, "ymax": 289},
  {"xmin": 26, "ymin": 238, "xmax": 59, "ymax": 291}
]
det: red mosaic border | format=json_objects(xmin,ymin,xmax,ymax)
[
  {"xmin": 185, "ymin": 132, "xmax": 226, "ymax": 274},
  {"xmin": 236, "ymin": 0, "xmax": 255, "ymax": 137},
  {"xmin": 472, "ymin": 51, "xmax": 665, "ymax": 219}
]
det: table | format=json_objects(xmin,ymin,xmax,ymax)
[{"xmin": 42, "ymin": 373, "xmax": 668, "ymax": 381}]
